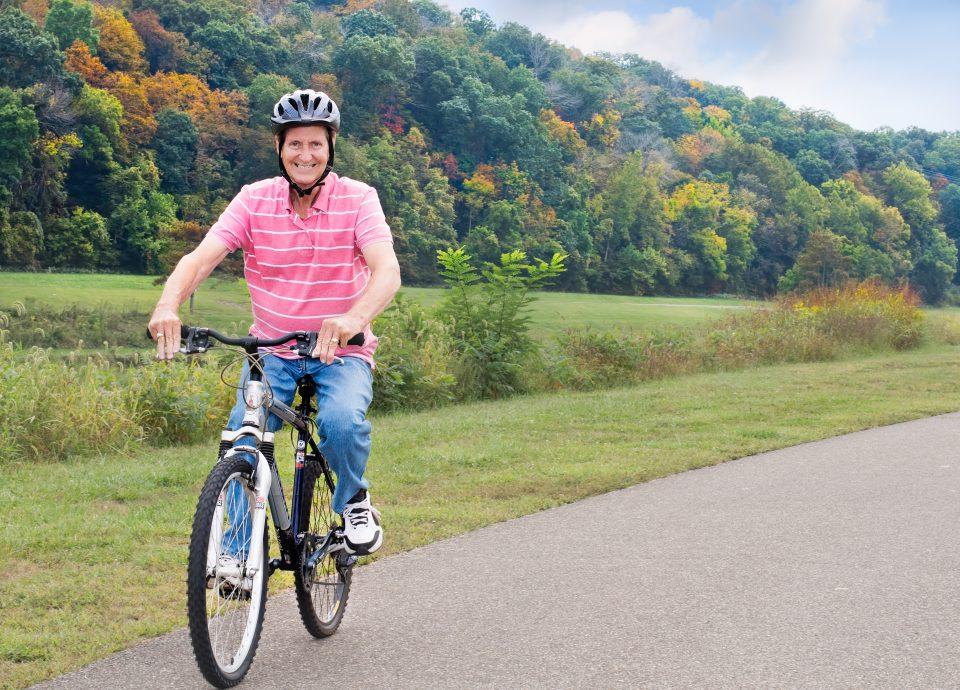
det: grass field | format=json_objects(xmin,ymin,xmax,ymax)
[
  {"xmin": 4, "ymin": 345, "xmax": 960, "ymax": 688},
  {"xmin": 0, "ymin": 272, "xmax": 759, "ymax": 340}
]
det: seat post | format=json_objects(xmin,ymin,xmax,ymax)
[{"xmin": 295, "ymin": 375, "xmax": 316, "ymax": 417}]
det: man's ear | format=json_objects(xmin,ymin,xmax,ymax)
[{"xmin": 274, "ymin": 134, "xmax": 281, "ymax": 154}]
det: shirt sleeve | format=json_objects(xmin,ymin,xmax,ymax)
[
  {"xmin": 354, "ymin": 187, "xmax": 393, "ymax": 250},
  {"xmin": 207, "ymin": 186, "xmax": 253, "ymax": 253}
]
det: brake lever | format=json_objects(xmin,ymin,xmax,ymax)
[
  {"xmin": 292, "ymin": 331, "xmax": 364, "ymax": 357},
  {"xmin": 175, "ymin": 326, "xmax": 211, "ymax": 354},
  {"xmin": 294, "ymin": 332, "xmax": 318, "ymax": 358}
]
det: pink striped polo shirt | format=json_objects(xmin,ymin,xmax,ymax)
[{"xmin": 208, "ymin": 173, "xmax": 393, "ymax": 365}]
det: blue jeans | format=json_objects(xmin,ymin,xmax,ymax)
[{"xmin": 221, "ymin": 355, "xmax": 374, "ymax": 557}]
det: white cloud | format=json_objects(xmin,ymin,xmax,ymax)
[
  {"xmin": 542, "ymin": 8, "xmax": 711, "ymax": 71},
  {"xmin": 441, "ymin": 0, "xmax": 956, "ymax": 130},
  {"xmin": 539, "ymin": 0, "xmax": 888, "ymax": 124},
  {"xmin": 734, "ymin": 0, "xmax": 887, "ymax": 111}
]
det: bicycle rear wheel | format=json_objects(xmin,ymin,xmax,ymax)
[
  {"xmin": 187, "ymin": 455, "xmax": 268, "ymax": 688},
  {"xmin": 295, "ymin": 458, "xmax": 352, "ymax": 637}
]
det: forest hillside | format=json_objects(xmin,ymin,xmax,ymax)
[{"xmin": 1, "ymin": 0, "xmax": 958, "ymax": 301}]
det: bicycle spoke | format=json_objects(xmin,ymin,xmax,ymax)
[{"xmin": 204, "ymin": 473, "xmax": 260, "ymax": 671}]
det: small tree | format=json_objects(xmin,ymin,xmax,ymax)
[
  {"xmin": 43, "ymin": 207, "xmax": 110, "ymax": 268},
  {"xmin": 44, "ymin": 0, "xmax": 99, "ymax": 52},
  {"xmin": 437, "ymin": 247, "xmax": 565, "ymax": 399}
]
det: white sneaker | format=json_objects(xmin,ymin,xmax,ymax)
[
  {"xmin": 215, "ymin": 554, "xmax": 252, "ymax": 596},
  {"xmin": 342, "ymin": 492, "xmax": 383, "ymax": 555}
]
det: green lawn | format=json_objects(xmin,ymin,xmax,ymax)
[
  {"xmin": 0, "ymin": 272, "xmax": 759, "ymax": 341},
  {"xmin": 3, "ymin": 345, "xmax": 960, "ymax": 688}
]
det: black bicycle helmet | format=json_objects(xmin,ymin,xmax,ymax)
[{"xmin": 271, "ymin": 89, "xmax": 341, "ymax": 197}]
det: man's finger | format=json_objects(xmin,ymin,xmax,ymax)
[
  {"xmin": 323, "ymin": 336, "xmax": 334, "ymax": 364},
  {"xmin": 165, "ymin": 326, "xmax": 175, "ymax": 360}
]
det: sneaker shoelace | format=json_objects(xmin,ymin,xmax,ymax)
[{"xmin": 346, "ymin": 506, "xmax": 370, "ymax": 527}]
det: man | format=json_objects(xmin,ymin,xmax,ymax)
[{"xmin": 148, "ymin": 89, "xmax": 401, "ymax": 555}]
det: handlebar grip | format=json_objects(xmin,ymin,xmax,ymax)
[
  {"xmin": 145, "ymin": 325, "xmax": 192, "ymax": 341},
  {"xmin": 294, "ymin": 331, "xmax": 364, "ymax": 357}
]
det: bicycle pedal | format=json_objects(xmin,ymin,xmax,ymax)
[
  {"xmin": 338, "ymin": 553, "xmax": 359, "ymax": 568},
  {"xmin": 268, "ymin": 558, "xmax": 281, "ymax": 576}
]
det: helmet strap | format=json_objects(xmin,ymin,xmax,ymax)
[{"xmin": 277, "ymin": 127, "xmax": 336, "ymax": 199}]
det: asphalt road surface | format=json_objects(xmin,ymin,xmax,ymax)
[{"xmin": 35, "ymin": 413, "xmax": 960, "ymax": 689}]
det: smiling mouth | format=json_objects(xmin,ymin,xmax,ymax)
[{"xmin": 294, "ymin": 163, "xmax": 318, "ymax": 169}]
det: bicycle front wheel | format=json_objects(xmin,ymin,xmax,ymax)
[
  {"xmin": 186, "ymin": 455, "xmax": 268, "ymax": 688},
  {"xmin": 295, "ymin": 458, "xmax": 352, "ymax": 637}
]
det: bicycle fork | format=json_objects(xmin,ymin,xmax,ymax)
[
  {"xmin": 207, "ymin": 439, "xmax": 274, "ymax": 580},
  {"xmin": 207, "ymin": 379, "xmax": 283, "ymax": 581}
]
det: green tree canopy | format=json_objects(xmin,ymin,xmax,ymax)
[
  {"xmin": 44, "ymin": 0, "xmax": 99, "ymax": 53},
  {"xmin": 152, "ymin": 109, "xmax": 198, "ymax": 194},
  {"xmin": 0, "ymin": 87, "xmax": 39, "ymax": 188},
  {"xmin": 0, "ymin": 8, "xmax": 67, "ymax": 89}
]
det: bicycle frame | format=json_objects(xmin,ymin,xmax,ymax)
[{"xmin": 217, "ymin": 352, "xmax": 343, "ymax": 579}]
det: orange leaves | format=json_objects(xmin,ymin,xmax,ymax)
[
  {"xmin": 142, "ymin": 71, "xmax": 247, "ymax": 156},
  {"xmin": 335, "ymin": 0, "xmax": 379, "ymax": 15},
  {"xmin": 21, "ymin": 0, "xmax": 48, "ymax": 25},
  {"xmin": 111, "ymin": 72, "xmax": 156, "ymax": 145},
  {"xmin": 93, "ymin": 4, "xmax": 147, "ymax": 73},
  {"xmin": 674, "ymin": 128, "xmax": 725, "ymax": 174},
  {"xmin": 463, "ymin": 164, "xmax": 496, "ymax": 198},
  {"xmin": 539, "ymin": 108, "xmax": 586, "ymax": 156},
  {"xmin": 65, "ymin": 40, "xmax": 110, "ymax": 88},
  {"xmin": 143, "ymin": 71, "xmax": 210, "ymax": 112},
  {"xmin": 65, "ymin": 36, "xmax": 154, "ymax": 145}
]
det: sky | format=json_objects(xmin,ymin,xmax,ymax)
[{"xmin": 440, "ymin": 0, "xmax": 960, "ymax": 132}]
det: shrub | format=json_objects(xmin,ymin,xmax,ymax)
[
  {"xmin": 784, "ymin": 280, "xmax": 923, "ymax": 351},
  {"xmin": 370, "ymin": 294, "xmax": 456, "ymax": 412},
  {"xmin": 0, "ymin": 335, "xmax": 230, "ymax": 465},
  {"xmin": 552, "ymin": 280, "xmax": 924, "ymax": 390},
  {"xmin": 437, "ymin": 247, "xmax": 565, "ymax": 399}
]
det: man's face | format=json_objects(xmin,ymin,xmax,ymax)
[{"xmin": 276, "ymin": 124, "xmax": 333, "ymax": 188}]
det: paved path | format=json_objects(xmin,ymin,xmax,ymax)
[{"xmin": 36, "ymin": 413, "xmax": 960, "ymax": 689}]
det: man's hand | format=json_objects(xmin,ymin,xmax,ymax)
[
  {"xmin": 313, "ymin": 314, "xmax": 365, "ymax": 364},
  {"xmin": 148, "ymin": 305, "xmax": 181, "ymax": 360}
]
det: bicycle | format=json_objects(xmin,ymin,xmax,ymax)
[{"xmin": 154, "ymin": 325, "xmax": 364, "ymax": 688}]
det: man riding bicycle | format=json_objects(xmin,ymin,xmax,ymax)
[{"xmin": 148, "ymin": 89, "xmax": 400, "ymax": 557}]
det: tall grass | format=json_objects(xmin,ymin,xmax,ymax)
[
  {"xmin": 0, "ymin": 299, "xmax": 149, "ymax": 348},
  {"xmin": 0, "ymin": 281, "xmax": 926, "ymax": 466},
  {"xmin": 0, "ymin": 341, "xmax": 232, "ymax": 464},
  {"xmin": 551, "ymin": 281, "xmax": 923, "ymax": 390}
]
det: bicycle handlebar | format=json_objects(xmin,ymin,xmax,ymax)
[{"xmin": 146, "ymin": 325, "xmax": 364, "ymax": 356}]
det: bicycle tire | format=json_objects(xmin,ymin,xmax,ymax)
[
  {"xmin": 295, "ymin": 458, "xmax": 352, "ymax": 637},
  {"xmin": 187, "ymin": 455, "xmax": 269, "ymax": 688}
]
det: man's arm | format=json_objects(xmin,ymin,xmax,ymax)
[
  {"xmin": 148, "ymin": 234, "xmax": 230, "ymax": 360},
  {"xmin": 313, "ymin": 241, "xmax": 402, "ymax": 363}
]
